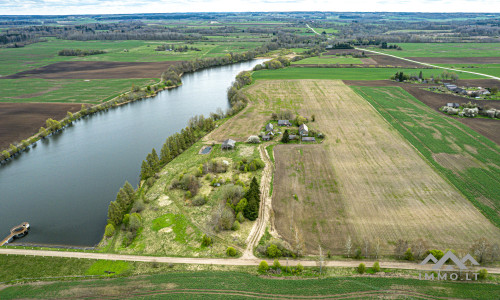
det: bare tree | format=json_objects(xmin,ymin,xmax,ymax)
[
  {"xmin": 490, "ymin": 243, "xmax": 499, "ymax": 262},
  {"xmin": 362, "ymin": 238, "xmax": 371, "ymax": 258},
  {"xmin": 471, "ymin": 238, "xmax": 491, "ymax": 263},
  {"xmin": 374, "ymin": 238, "xmax": 381, "ymax": 259},
  {"xmin": 317, "ymin": 245, "xmax": 325, "ymax": 275},
  {"xmin": 412, "ymin": 238, "xmax": 429, "ymax": 260},
  {"xmin": 294, "ymin": 229, "xmax": 304, "ymax": 257},
  {"xmin": 345, "ymin": 236, "xmax": 352, "ymax": 258},
  {"xmin": 395, "ymin": 239, "xmax": 409, "ymax": 259}
]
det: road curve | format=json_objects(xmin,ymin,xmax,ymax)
[{"xmin": 356, "ymin": 47, "xmax": 500, "ymax": 81}]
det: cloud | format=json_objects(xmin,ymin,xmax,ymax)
[{"xmin": 0, "ymin": 0, "xmax": 499, "ymax": 15}]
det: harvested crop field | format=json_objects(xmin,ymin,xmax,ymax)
[
  {"xmin": 0, "ymin": 103, "xmax": 82, "ymax": 150},
  {"xmin": 408, "ymin": 57, "xmax": 500, "ymax": 64},
  {"xmin": 321, "ymin": 49, "xmax": 423, "ymax": 67},
  {"xmin": 343, "ymin": 80, "xmax": 500, "ymax": 144},
  {"xmin": 261, "ymin": 80, "xmax": 500, "ymax": 255},
  {"xmin": 1, "ymin": 61, "xmax": 180, "ymax": 80}
]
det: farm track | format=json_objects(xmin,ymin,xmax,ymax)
[
  {"xmin": 242, "ymin": 144, "xmax": 274, "ymax": 259},
  {"xmin": 2, "ymin": 248, "xmax": 500, "ymax": 274}
]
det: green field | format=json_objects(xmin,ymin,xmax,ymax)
[
  {"xmin": 292, "ymin": 55, "xmax": 362, "ymax": 65},
  {"xmin": 0, "ymin": 78, "xmax": 157, "ymax": 104},
  {"xmin": 0, "ymin": 39, "xmax": 262, "ymax": 76},
  {"xmin": 436, "ymin": 64, "xmax": 500, "ymax": 78},
  {"xmin": 352, "ymin": 86, "xmax": 500, "ymax": 227},
  {"xmin": 375, "ymin": 43, "xmax": 500, "ymax": 58},
  {"xmin": 252, "ymin": 67, "xmax": 485, "ymax": 81},
  {"xmin": 1, "ymin": 269, "xmax": 498, "ymax": 299}
]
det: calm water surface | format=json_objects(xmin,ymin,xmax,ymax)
[{"xmin": 0, "ymin": 59, "xmax": 265, "ymax": 246}]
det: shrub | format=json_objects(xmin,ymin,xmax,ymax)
[
  {"xmin": 220, "ymin": 206, "xmax": 235, "ymax": 230},
  {"xmin": 236, "ymin": 211, "xmax": 245, "ymax": 223},
  {"xmin": 372, "ymin": 261, "xmax": 380, "ymax": 272},
  {"xmin": 192, "ymin": 195, "xmax": 208, "ymax": 206},
  {"xmin": 226, "ymin": 247, "xmax": 237, "ymax": 257},
  {"xmin": 1, "ymin": 150, "xmax": 10, "ymax": 160},
  {"xmin": 201, "ymin": 234, "xmax": 212, "ymax": 247},
  {"xmin": 129, "ymin": 213, "xmax": 142, "ymax": 232},
  {"xmin": 258, "ymin": 260, "xmax": 269, "ymax": 273},
  {"xmin": 104, "ymin": 224, "xmax": 115, "ymax": 237},
  {"xmin": 131, "ymin": 199, "xmax": 145, "ymax": 213},
  {"xmin": 272, "ymin": 259, "xmax": 281, "ymax": 270},
  {"xmin": 267, "ymin": 244, "xmax": 282, "ymax": 258},
  {"xmin": 231, "ymin": 220, "xmax": 240, "ymax": 231},
  {"xmin": 426, "ymin": 249, "xmax": 444, "ymax": 260},
  {"xmin": 404, "ymin": 248, "xmax": 414, "ymax": 261},
  {"xmin": 354, "ymin": 247, "xmax": 362, "ymax": 259},
  {"xmin": 478, "ymin": 269, "xmax": 488, "ymax": 280},
  {"xmin": 357, "ymin": 263, "xmax": 366, "ymax": 274},
  {"xmin": 122, "ymin": 214, "xmax": 130, "ymax": 226},
  {"xmin": 296, "ymin": 263, "xmax": 304, "ymax": 273}
]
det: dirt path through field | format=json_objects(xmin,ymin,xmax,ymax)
[{"xmin": 242, "ymin": 144, "xmax": 274, "ymax": 259}]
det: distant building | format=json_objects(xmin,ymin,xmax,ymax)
[
  {"xmin": 447, "ymin": 103, "xmax": 460, "ymax": 108},
  {"xmin": 288, "ymin": 135, "xmax": 298, "ymax": 140},
  {"xmin": 302, "ymin": 137, "xmax": 316, "ymax": 142},
  {"xmin": 262, "ymin": 135, "xmax": 271, "ymax": 141},
  {"xmin": 221, "ymin": 139, "xmax": 236, "ymax": 150},
  {"xmin": 278, "ymin": 120, "xmax": 292, "ymax": 126},
  {"xmin": 299, "ymin": 124, "xmax": 309, "ymax": 136},
  {"xmin": 265, "ymin": 123, "xmax": 274, "ymax": 132}
]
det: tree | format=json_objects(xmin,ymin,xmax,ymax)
[
  {"xmin": 372, "ymin": 261, "xmax": 380, "ymax": 272},
  {"xmin": 201, "ymin": 234, "xmax": 212, "ymax": 247},
  {"xmin": 258, "ymin": 260, "xmax": 269, "ymax": 273},
  {"xmin": 470, "ymin": 238, "xmax": 491, "ymax": 263},
  {"xmin": 357, "ymin": 263, "xmax": 366, "ymax": 274},
  {"xmin": 374, "ymin": 238, "xmax": 381, "ymax": 259},
  {"xmin": 491, "ymin": 87, "xmax": 498, "ymax": 95},
  {"xmin": 129, "ymin": 213, "xmax": 142, "ymax": 232},
  {"xmin": 311, "ymin": 114, "xmax": 315, "ymax": 122},
  {"xmin": 412, "ymin": 238, "xmax": 428, "ymax": 260},
  {"xmin": 226, "ymin": 247, "xmax": 237, "ymax": 257},
  {"xmin": 419, "ymin": 71, "xmax": 423, "ymax": 80},
  {"xmin": 267, "ymin": 244, "xmax": 282, "ymax": 258},
  {"xmin": 243, "ymin": 177, "xmax": 260, "ymax": 221},
  {"xmin": 107, "ymin": 201, "xmax": 123, "ymax": 226},
  {"xmin": 104, "ymin": 224, "xmax": 115, "ymax": 237},
  {"xmin": 281, "ymin": 129, "xmax": 290, "ymax": 143},
  {"xmin": 404, "ymin": 248, "xmax": 414, "ymax": 261},
  {"xmin": 1, "ymin": 150, "xmax": 10, "ymax": 160},
  {"xmin": 345, "ymin": 236, "xmax": 352, "ymax": 258},
  {"xmin": 140, "ymin": 160, "xmax": 153, "ymax": 180},
  {"xmin": 478, "ymin": 269, "xmax": 488, "ymax": 280},
  {"xmin": 395, "ymin": 239, "xmax": 409, "ymax": 259}
]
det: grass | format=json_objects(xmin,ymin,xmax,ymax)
[
  {"xmin": 1, "ymin": 270, "xmax": 499, "ymax": 299},
  {"xmin": 103, "ymin": 140, "xmax": 263, "ymax": 257},
  {"xmin": 352, "ymin": 86, "xmax": 500, "ymax": 227},
  {"xmin": 374, "ymin": 43, "xmax": 500, "ymax": 58},
  {"xmin": 252, "ymin": 67, "xmax": 486, "ymax": 81},
  {"xmin": 292, "ymin": 55, "xmax": 362, "ymax": 65},
  {"xmin": 0, "ymin": 78, "xmax": 158, "ymax": 104},
  {"xmin": 86, "ymin": 260, "xmax": 130, "ymax": 276},
  {"xmin": 435, "ymin": 63, "xmax": 500, "ymax": 78}
]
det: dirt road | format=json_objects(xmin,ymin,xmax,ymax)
[
  {"xmin": 1, "ymin": 248, "xmax": 498, "ymax": 274},
  {"xmin": 242, "ymin": 144, "xmax": 274, "ymax": 259}
]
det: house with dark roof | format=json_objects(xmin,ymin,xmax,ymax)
[
  {"xmin": 265, "ymin": 123, "xmax": 274, "ymax": 132},
  {"xmin": 278, "ymin": 120, "xmax": 292, "ymax": 126},
  {"xmin": 447, "ymin": 103, "xmax": 460, "ymax": 108},
  {"xmin": 221, "ymin": 139, "xmax": 236, "ymax": 150},
  {"xmin": 299, "ymin": 124, "xmax": 309, "ymax": 136},
  {"xmin": 302, "ymin": 137, "xmax": 316, "ymax": 142}
]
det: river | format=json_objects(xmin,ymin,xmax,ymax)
[{"xmin": 0, "ymin": 59, "xmax": 266, "ymax": 247}]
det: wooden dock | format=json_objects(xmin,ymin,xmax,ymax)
[{"xmin": 1, "ymin": 222, "xmax": 30, "ymax": 246}]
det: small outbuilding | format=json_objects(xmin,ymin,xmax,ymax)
[
  {"xmin": 299, "ymin": 124, "xmax": 309, "ymax": 136},
  {"xmin": 221, "ymin": 139, "xmax": 236, "ymax": 150},
  {"xmin": 278, "ymin": 120, "xmax": 292, "ymax": 126},
  {"xmin": 447, "ymin": 103, "xmax": 460, "ymax": 108},
  {"xmin": 302, "ymin": 137, "xmax": 316, "ymax": 142},
  {"xmin": 265, "ymin": 123, "xmax": 274, "ymax": 132},
  {"xmin": 288, "ymin": 135, "xmax": 298, "ymax": 140},
  {"xmin": 262, "ymin": 135, "xmax": 271, "ymax": 141}
]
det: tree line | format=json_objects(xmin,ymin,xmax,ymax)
[{"xmin": 58, "ymin": 49, "xmax": 106, "ymax": 56}]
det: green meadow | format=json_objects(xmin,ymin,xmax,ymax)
[
  {"xmin": 252, "ymin": 67, "xmax": 485, "ymax": 81},
  {"xmin": 292, "ymin": 55, "xmax": 362, "ymax": 65},
  {"xmin": 374, "ymin": 43, "xmax": 500, "ymax": 57}
]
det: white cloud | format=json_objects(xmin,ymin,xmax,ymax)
[{"xmin": 0, "ymin": 0, "xmax": 499, "ymax": 15}]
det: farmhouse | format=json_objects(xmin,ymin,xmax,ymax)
[
  {"xmin": 302, "ymin": 137, "xmax": 316, "ymax": 142},
  {"xmin": 447, "ymin": 103, "xmax": 460, "ymax": 108},
  {"xmin": 221, "ymin": 139, "xmax": 236, "ymax": 150},
  {"xmin": 278, "ymin": 120, "xmax": 292, "ymax": 126},
  {"xmin": 289, "ymin": 134, "xmax": 298, "ymax": 140},
  {"xmin": 265, "ymin": 123, "xmax": 274, "ymax": 132},
  {"xmin": 262, "ymin": 135, "xmax": 271, "ymax": 141},
  {"xmin": 444, "ymin": 83, "xmax": 458, "ymax": 91},
  {"xmin": 299, "ymin": 124, "xmax": 309, "ymax": 136}
]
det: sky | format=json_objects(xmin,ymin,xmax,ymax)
[{"xmin": 1, "ymin": 0, "xmax": 500, "ymax": 15}]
